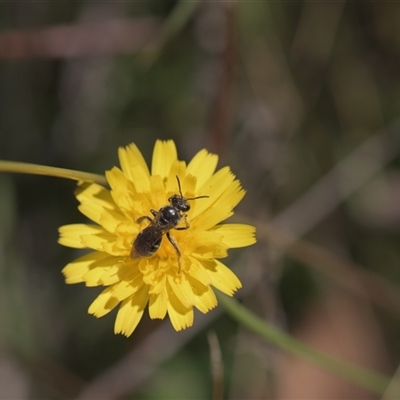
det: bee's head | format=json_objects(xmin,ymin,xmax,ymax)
[{"xmin": 168, "ymin": 194, "xmax": 190, "ymax": 212}]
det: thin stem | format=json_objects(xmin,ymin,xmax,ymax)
[
  {"xmin": 0, "ymin": 161, "xmax": 107, "ymax": 185},
  {"xmin": 217, "ymin": 293, "xmax": 399, "ymax": 396}
]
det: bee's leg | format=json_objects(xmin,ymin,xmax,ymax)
[
  {"xmin": 136, "ymin": 216, "xmax": 153, "ymax": 224},
  {"xmin": 175, "ymin": 214, "xmax": 190, "ymax": 230},
  {"xmin": 137, "ymin": 209, "xmax": 158, "ymax": 224},
  {"xmin": 166, "ymin": 231, "xmax": 182, "ymax": 273}
]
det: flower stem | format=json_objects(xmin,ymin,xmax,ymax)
[
  {"xmin": 217, "ymin": 292, "xmax": 399, "ymax": 396},
  {"xmin": 0, "ymin": 161, "xmax": 107, "ymax": 185}
]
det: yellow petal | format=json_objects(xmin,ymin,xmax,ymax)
[
  {"xmin": 202, "ymin": 259, "xmax": 242, "ymax": 296},
  {"xmin": 79, "ymin": 231, "xmax": 125, "ymax": 255},
  {"xmin": 62, "ymin": 251, "xmax": 115, "ymax": 284},
  {"xmin": 166, "ymin": 160, "xmax": 187, "ymax": 193},
  {"xmin": 100, "ymin": 215, "xmax": 137, "ymax": 237},
  {"xmin": 149, "ymin": 174, "xmax": 169, "ymax": 208},
  {"xmin": 191, "ymin": 206, "xmax": 233, "ymax": 231},
  {"xmin": 58, "ymin": 224, "xmax": 105, "ymax": 248},
  {"xmin": 210, "ymin": 224, "xmax": 257, "ymax": 248},
  {"xmin": 118, "ymin": 143, "xmax": 150, "ymax": 181},
  {"xmin": 111, "ymin": 269, "xmax": 144, "ymax": 301},
  {"xmin": 148, "ymin": 288, "xmax": 168, "ymax": 319},
  {"xmin": 182, "ymin": 174, "xmax": 197, "ymax": 197},
  {"xmin": 106, "ymin": 168, "xmax": 139, "ymax": 215},
  {"xmin": 167, "ymin": 289, "xmax": 194, "ymax": 331},
  {"xmin": 216, "ymin": 179, "xmax": 246, "ymax": 212},
  {"xmin": 187, "ymin": 231, "xmax": 228, "ymax": 258},
  {"xmin": 191, "ymin": 247, "xmax": 228, "ymax": 259},
  {"xmin": 191, "ymin": 167, "xmax": 236, "ymax": 219},
  {"xmin": 193, "ymin": 286, "xmax": 217, "ymax": 314},
  {"xmin": 192, "ymin": 186, "xmax": 245, "ymax": 231},
  {"xmin": 187, "ymin": 149, "xmax": 218, "ymax": 189},
  {"xmin": 75, "ymin": 182, "xmax": 115, "ymax": 209},
  {"xmin": 186, "ymin": 256, "xmax": 212, "ymax": 286},
  {"xmin": 129, "ymin": 164, "xmax": 151, "ymax": 193},
  {"xmin": 185, "ymin": 230, "xmax": 223, "ymax": 247},
  {"xmin": 98, "ymin": 265, "xmax": 120, "ymax": 285},
  {"xmin": 88, "ymin": 286, "xmax": 120, "ymax": 317},
  {"xmin": 114, "ymin": 285, "xmax": 148, "ymax": 336},
  {"xmin": 98, "ymin": 259, "xmax": 138, "ymax": 285},
  {"xmin": 151, "ymin": 140, "xmax": 177, "ymax": 178},
  {"xmin": 106, "ymin": 168, "xmax": 151, "ymax": 220},
  {"xmin": 146, "ymin": 265, "xmax": 167, "ymax": 295},
  {"xmin": 187, "ymin": 275, "xmax": 217, "ymax": 313},
  {"xmin": 78, "ymin": 203, "xmax": 126, "ymax": 232},
  {"xmin": 178, "ymin": 231, "xmax": 225, "ymax": 259},
  {"xmin": 83, "ymin": 267, "xmax": 113, "ymax": 287},
  {"xmin": 99, "ymin": 236, "xmax": 131, "ymax": 256},
  {"xmin": 167, "ymin": 273, "xmax": 194, "ymax": 309},
  {"xmin": 82, "ymin": 258, "xmax": 124, "ymax": 287},
  {"xmin": 106, "ymin": 167, "xmax": 135, "ymax": 193}
]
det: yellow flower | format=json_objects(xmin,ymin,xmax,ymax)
[{"xmin": 59, "ymin": 140, "xmax": 256, "ymax": 336}]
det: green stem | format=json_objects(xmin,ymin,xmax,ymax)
[
  {"xmin": 217, "ymin": 293, "xmax": 399, "ymax": 396},
  {"xmin": 0, "ymin": 161, "xmax": 107, "ymax": 185}
]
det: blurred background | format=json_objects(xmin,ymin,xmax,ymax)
[{"xmin": 1, "ymin": 1, "xmax": 400, "ymax": 398}]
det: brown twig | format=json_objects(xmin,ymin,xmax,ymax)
[
  {"xmin": 0, "ymin": 18, "xmax": 161, "ymax": 59},
  {"xmin": 208, "ymin": 331, "xmax": 224, "ymax": 400}
]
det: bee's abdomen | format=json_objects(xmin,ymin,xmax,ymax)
[{"xmin": 131, "ymin": 227, "xmax": 162, "ymax": 259}]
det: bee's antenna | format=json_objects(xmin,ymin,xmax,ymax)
[
  {"xmin": 176, "ymin": 175, "xmax": 183, "ymax": 197},
  {"xmin": 175, "ymin": 175, "xmax": 209, "ymax": 201},
  {"xmin": 186, "ymin": 195, "xmax": 209, "ymax": 200}
]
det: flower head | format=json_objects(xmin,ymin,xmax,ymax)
[{"xmin": 59, "ymin": 140, "xmax": 256, "ymax": 336}]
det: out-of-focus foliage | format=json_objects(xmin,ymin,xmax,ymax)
[{"xmin": 1, "ymin": 1, "xmax": 400, "ymax": 398}]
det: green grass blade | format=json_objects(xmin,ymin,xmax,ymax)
[{"xmin": 218, "ymin": 292, "xmax": 399, "ymax": 396}]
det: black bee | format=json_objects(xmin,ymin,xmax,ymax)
[{"xmin": 131, "ymin": 176, "xmax": 208, "ymax": 270}]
